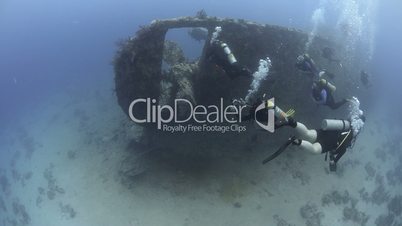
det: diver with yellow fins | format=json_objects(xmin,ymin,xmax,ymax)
[
  {"xmin": 232, "ymin": 49, "xmax": 365, "ymax": 172},
  {"xmin": 263, "ymin": 98, "xmax": 365, "ymax": 172},
  {"xmin": 206, "ymin": 26, "xmax": 252, "ymax": 79}
]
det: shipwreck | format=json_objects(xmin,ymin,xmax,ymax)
[{"xmin": 113, "ymin": 14, "xmax": 359, "ymax": 143}]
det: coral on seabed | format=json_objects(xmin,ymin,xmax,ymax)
[
  {"xmin": 388, "ymin": 195, "xmax": 402, "ymax": 216},
  {"xmin": 321, "ymin": 190, "xmax": 353, "ymax": 206},
  {"xmin": 43, "ymin": 164, "xmax": 65, "ymax": 200},
  {"xmin": 371, "ymin": 184, "xmax": 390, "ymax": 205},
  {"xmin": 0, "ymin": 196, "xmax": 6, "ymax": 212},
  {"xmin": 375, "ymin": 214, "xmax": 395, "ymax": 226},
  {"xmin": 364, "ymin": 162, "xmax": 376, "ymax": 179},
  {"xmin": 0, "ymin": 170, "xmax": 11, "ymax": 196},
  {"xmin": 273, "ymin": 214, "xmax": 295, "ymax": 226},
  {"xmin": 300, "ymin": 202, "xmax": 324, "ymax": 226},
  {"xmin": 343, "ymin": 206, "xmax": 369, "ymax": 226},
  {"xmin": 12, "ymin": 199, "xmax": 31, "ymax": 226},
  {"xmin": 59, "ymin": 202, "xmax": 76, "ymax": 219}
]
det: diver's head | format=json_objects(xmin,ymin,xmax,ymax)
[
  {"xmin": 311, "ymin": 82, "xmax": 323, "ymax": 100},
  {"xmin": 296, "ymin": 55, "xmax": 305, "ymax": 64}
]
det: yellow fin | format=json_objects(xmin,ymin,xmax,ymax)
[{"xmin": 286, "ymin": 109, "xmax": 295, "ymax": 118}]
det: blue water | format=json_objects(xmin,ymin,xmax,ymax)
[
  {"xmin": 1, "ymin": 0, "xmax": 400, "ymax": 126},
  {"xmin": 1, "ymin": 0, "xmax": 402, "ymax": 225},
  {"xmin": 0, "ymin": 0, "xmax": 319, "ymax": 124}
]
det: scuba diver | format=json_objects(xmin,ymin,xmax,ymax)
[
  {"xmin": 295, "ymin": 54, "xmax": 336, "ymax": 79},
  {"xmin": 295, "ymin": 54, "xmax": 320, "ymax": 78},
  {"xmin": 322, "ymin": 47, "xmax": 342, "ymax": 67},
  {"xmin": 360, "ymin": 70, "xmax": 371, "ymax": 87},
  {"xmin": 263, "ymin": 98, "xmax": 365, "ymax": 172},
  {"xmin": 295, "ymin": 54, "xmax": 346, "ymax": 109},
  {"xmin": 206, "ymin": 27, "xmax": 252, "ymax": 79},
  {"xmin": 312, "ymin": 78, "xmax": 349, "ymax": 110}
]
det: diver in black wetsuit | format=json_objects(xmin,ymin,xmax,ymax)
[
  {"xmin": 207, "ymin": 27, "xmax": 252, "ymax": 79},
  {"xmin": 287, "ymin": 113, "xmax": 365, "ymax": 171},
  {"xmin": 260, "ymin": 96, "xmax": 366, "ymax": 172}
]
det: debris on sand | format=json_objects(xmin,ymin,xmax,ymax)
[
  {"xmin": 43, "ymin": 164, "xmax": 65, "ymax": 201},
  {"xmin": 17, "ymin": 127, "xmax": 38, "ymax": 159},
  {"xmin": 364, "ymin": 162, "xmax": 376, "ymax": 179},
  {"xmin": 371, "ymin": 184, "xmax": 390, "ymax": 205},
  {"xmin": 386, "ymin": 164, "xmax": 402, "ymax": 186},
  {"xmin": 0, "ymin": 195, "xmax": 7, "ymax": 212},
  {"xmin": 273, "ymin": 214, "xmax": 295, "ymax": 226},
  {"xmin": 300, "ymin": 202, "xmax": 324, "ymax": 226},
  {"xmin": 358, "ymin": 188, "xmax": 371, "ymax": 203},
  {"xmin": 321, "ymin": 190, "xmax": 354, "ymax": 206},
  {"xmin": 59, "ymin": 202, "xmax": 76, "ymax": 219},
  {"xmin": 342, "ymin": 206, "xmax": 369, "ymax": 226},
  {"xmin": 375, "ymin": 213, "xmax": 395, "ymax": 226},
  {"xmin": 12, "ymin": 199, "xmax": 31, "ymax": 226},
  {"xmin": 291, "ymin": 170, "xmax": 311, "ymax": 186},
  {"xmin": 0, "ymin": 170, "xmax": 11, "ymax": 196},
  {"xmin": 388, "ymin": 195, "xmax": 402, "ymax": 216}
]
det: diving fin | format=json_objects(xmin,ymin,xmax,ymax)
[
  {"xmin": 286, "ymin": 109, "xmax": 296, "ymax": 118},
  {"xmin": 262, "ymin": 136, "xmax": 296, "ymax": 164}
]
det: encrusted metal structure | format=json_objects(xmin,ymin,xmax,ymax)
[{"xmin": 114, "ymin": 16, "xmax": 353, "ymax": 131}]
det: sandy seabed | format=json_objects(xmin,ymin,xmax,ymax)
[{"xmin": 0, "ymin": 82, "xmax": 401, "ymax": 226}]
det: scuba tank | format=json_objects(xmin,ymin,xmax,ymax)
[
  {"xmin": 220, "ymin": 43, "xmax": 237, "ymax": 65},
  {"xmin": 321, "ymin": 119, "xmax": 351, "ymax": 131},
  {"xmin": 319, "ymin": 79, "xmax": 336, "ymax": 92}
]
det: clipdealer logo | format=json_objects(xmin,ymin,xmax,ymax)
[
  {"xmin": 254, "ymin": 98, "xmax": 275, "ymax": 133},
  {"xmin": 128, "ymin": 98, "xmax": 276, "ymax": 133}
]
